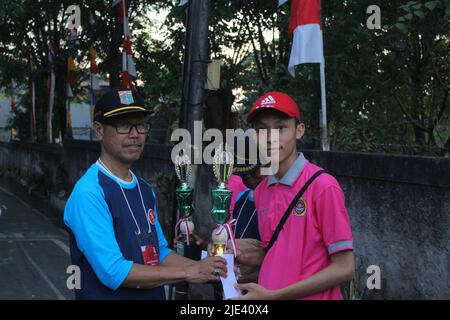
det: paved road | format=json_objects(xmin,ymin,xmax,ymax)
[{"xmin": 0, "ymin": 186, "xmax": 74, "ymax": 300}]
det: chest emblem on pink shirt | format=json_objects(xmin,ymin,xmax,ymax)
[
  {"xmin": 148, "ymin": 209, "xmax": 156, "ymax": 225},
  {"xmin": 293, "ymin": 198, "xmax": 307, "ymax": 217}
]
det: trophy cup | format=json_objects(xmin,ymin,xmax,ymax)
[
  {"xmin": 211, "ymin": 144, "xmax": 237, "ymax": 256},
  {"xmin": 174, "ymin": 151, "xmax": 195, "ymax": 257}
]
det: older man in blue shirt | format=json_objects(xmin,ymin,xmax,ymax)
[{"xmin": 64, "ymin": 88, "xmax": 226, "ymax": 300}]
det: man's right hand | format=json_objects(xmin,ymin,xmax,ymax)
[
  {"xmin": 185, "ymin": 256, "xmax": 227, "ymax": 283},
  {"xmin": 235, "ymin": 239, "xmax": 264, "ymax": 267}
]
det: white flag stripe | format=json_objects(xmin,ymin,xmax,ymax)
[
  {"xmin": 67, "ymin": 83, "xmax": 74, "ymax": 98},
  {"xmin": 278, "ymin": 0, "xmax": 288, "ymax": 6},
  {"xmin": 122, "ymin": 51, "xmax": 137, "ymax": 77},
  {"xmin": 127, "ymin": 55, "xmax": 137, "ymax": 77},
  {"xmin": 124, "ymin": 18, "xmax": 131, "ymax": 37},
  {"xmin": 288, "ymin": 24, "xmax": 324, "ymax": 77},
  {"xmin": 91, "ymin": 74, "xmax": 100, "ymax": 91},
  {"xmin": 122, "ymin": 51, "xmax": 127, "ymax": 72}
]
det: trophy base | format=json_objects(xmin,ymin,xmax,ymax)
[{"xmin": 213, "ymin": 244, "xmax": 226, "ymax": 256}]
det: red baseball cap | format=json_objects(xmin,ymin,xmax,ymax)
[{"xmin": 246, "ymin": 91, "xmax": 301, "ymax": 124}]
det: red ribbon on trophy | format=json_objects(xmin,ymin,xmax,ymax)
[
  {"xmin": 175, "ymin": 215, "xmax": 192, "ymax": 246},
  {"xmin": 215, "ymin": 218, "xmax": 238, "ymax": 257}
]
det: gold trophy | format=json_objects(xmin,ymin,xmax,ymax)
[{"xmin": 211, "ymin": 143, "xmax": 236, "ymax": 256}]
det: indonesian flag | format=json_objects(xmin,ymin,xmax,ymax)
[
  {"xmin": 90, "ymin": 45, "xmax": 100, "ymax": 123},
  {"xmin": 113, "ymin": 0, "xmax": 136, "ymax": 89},
  {"xmin": 66, "ymin": 27, "xmax": 79, "ymax": 100},
  {"xmin": 28, "ymin": 55, "xmax": 36, "ymax": 139},
  {"xmin": 121, "ymin": 37, "xmax": 136, "ymax": 87},
  {"xmin": 288, "ymin": 0, "xmax": 324, "ymax": 77},
  {"xmin": 90, "ymin": 45, "xmax": 100, "ymax": 91},
  {"xmin": 67, "ymin": 57, "xmax": 76, "ymax": 98}
]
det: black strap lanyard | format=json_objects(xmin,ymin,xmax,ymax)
[{"xmin": 263, "ymin": 170, "xmax": 327, "ymax": 254}]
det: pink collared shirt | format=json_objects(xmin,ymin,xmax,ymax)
[{"xmin": 254, "ymin": 153, "xmax": 353, "ymax": 300}]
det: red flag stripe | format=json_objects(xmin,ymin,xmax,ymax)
[
  {"xmin": 114, "ymin": 0, "xmax": 124, "ymax": 24},
  {"xmin": 289, "ymin": 0, "xmax": 322, "ymax": 35},
  {"xmin": 122, "ymin": 38, "xmax": 133, "ymax": 55}
]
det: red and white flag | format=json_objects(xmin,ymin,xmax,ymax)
[
  {"xmin": 113, "ymin": 0, "xmax": 136, "ymax": 89},
  {"xmin": 67, "ymin": 29, "xmax": 78, "ymax": 99},
  {"xmin": 288, "ymin": 0, "xmax": 324, "ymax": 77},
  {"xmin": 90, "ymin": 45, "xmax": 101, "ymax": 123},
  {"xmin": 90, "ymin": 45, "xmax": 100, "ymax": 91}
]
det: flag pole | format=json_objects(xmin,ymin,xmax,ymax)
[
  {"xmin": 47, "ymin": 44, "xmax": 55, "ymax": 144},
  {"xmin": 319, "ymin": 61, "xmax": 329, "ymax": 151}
]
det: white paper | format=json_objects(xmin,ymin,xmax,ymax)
[
  {"xmin": 201, "ymin": 251, "xmax": 242, "ymax": 299},
  {"xmin": 220, "ymin": 253, "xmax": 242, "ymax": 300}
]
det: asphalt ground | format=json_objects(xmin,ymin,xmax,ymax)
[{"xmin": 0, "ymin": 186, "xmax": 74, "ymax": 300}]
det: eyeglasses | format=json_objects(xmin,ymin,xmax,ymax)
[{"xmin": 105, "ymin": 122, "xmax": 150, "ymax": 134}]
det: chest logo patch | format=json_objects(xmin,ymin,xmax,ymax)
[
  {"xmin": 148, "ymin": 209, "xmax": 156, "ymax": 225},
  {"xmin": 293, "ymin": 198, "xmax": 307, "ymax": 217}
]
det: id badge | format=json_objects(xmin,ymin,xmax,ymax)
[
  {"xmin": 136, "ymin": 232, "xmax": 159, "ymax": 266},
  {"xmin": 141, "ymin": 244, "xmax": 159, "ymax": 266}
]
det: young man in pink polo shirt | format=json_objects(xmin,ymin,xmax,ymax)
[{"xmin": 235, "ymin": 92, "xmax": 355, "ymax": 300}]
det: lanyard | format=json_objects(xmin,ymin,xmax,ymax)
[
  {"xmin": 234, "ymin": 190, "xmax": 257, "ymax": 239},
  {"xmin": 97, "ymin": 159, "xmax": 151, "ymax": 235}
]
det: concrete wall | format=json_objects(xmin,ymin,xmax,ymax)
[
  {"xmin": 0, "ymin": 94, "xmax": 14, "ymax": 142},
  {"xmin": 0, "ymin": 140, "xmax": 176, "ymax": 236},
  {"xmin": 304, "ymin": 151, "xmax": 450, "ymax": 299},
  {"xmin": 0, "ymin": 141, "xmax": 449, "ymax": 299}
]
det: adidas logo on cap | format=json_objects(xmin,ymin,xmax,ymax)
[
  {"xmin": 247, "ymin": 91, "xmax": 300, "ymax": 124},
  {"xmin": 258, "ymin": 95, "xmax": 276, "ymax": 108}
]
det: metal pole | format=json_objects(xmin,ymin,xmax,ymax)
[
  {"xmin": 173, "ymin": 0, "xmax": 211, "ymax": 300},
  {"xmin": 179, "ymin": 1, "xmax": 194, "ymax": 130},
  {"xmin": 319, "ymin": 62, "xmax": 330, "ymax": 151},
  {"xmin": 186, "ymin": 0, "xmax": 210, "ymax": 136},
  {"xmin": 171, "ymin": 0, "xmax": 194, "ymax": 301}
]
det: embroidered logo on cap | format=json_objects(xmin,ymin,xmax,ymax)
[
  {"xmin": 118, "ymin": 90, "xmax": 134, "ymax": 105},
  {"xmin": 257, "ymin": 95, "xmax": 276, "ymax": 109},
  {"xmin": 293, "ymin": 198, "xmax": 307, "ymax": 217}
]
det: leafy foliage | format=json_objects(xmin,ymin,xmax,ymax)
[{"xmin": 0, "ymin": 0, "xmax": 449, "ymax": 155}]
